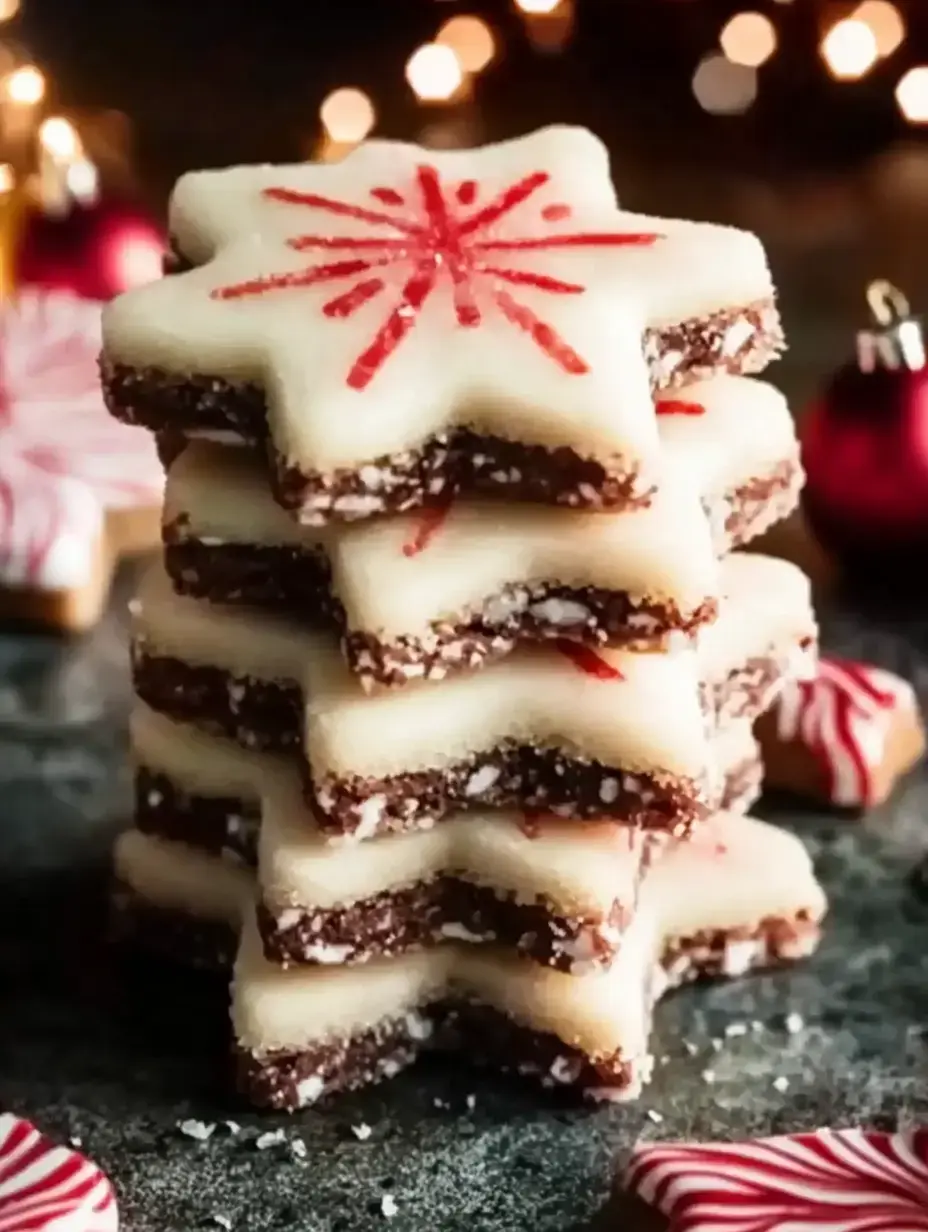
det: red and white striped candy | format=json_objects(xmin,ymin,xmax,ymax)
[
  {"xmin": 624, "ymin": 1127, "xmax": 928, "ymax": 1231},
  {"xmin": 0, "ymin": 1114, "xmax": 117, "ymax": 1232},
  {"xmin": 0, "ymin": 290, "xmax": 163, "ymax": 590},
  {"xmin": 775, "ymin": 657, "xmax": 916, "ymax": 807}
]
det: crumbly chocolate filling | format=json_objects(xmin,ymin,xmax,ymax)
[
  {"xmin": 717, "ymin": 753, "xmax": 763, "ymax": 816},
  {"xmin": 110, "ymin": 886, "xmax": 238, "ymax": 971},
  {"xmin": 720, "ymin": 458, "xmax": 802, "ymax": 551},
  {"xmin": 135, "ymin": 767, "xmax": 260, "ymax": 865},
  {"xmin": 134, "ymin": 648, "xmax": 803, "ymax": 837},
  {"xmin": 257, "ymin": 881, "xmax": 632, "ymax": 974},
  {"xmin": 131, "ymin": 641, "xmax": 303, "ymax": 753},
  {"xmin": 102, "ymin": 298, "xmax": 783, "ymax": 521},
  {"xmin": 235, "ymin": 999, "xmax": 644, "ymax": 1112},
  {"xmin": 309, "ymin": 744, "xmax": 705, "ymax": 839},
  {"xmin": 163, "ymin": 529, "xmax": 718, "ymax": 679},
  {"xmin": 662, "ymin": 910, "xmax": 822, "ymax": 990}
]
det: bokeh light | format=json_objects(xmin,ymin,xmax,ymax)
[
  {"xmin": 437, "ymin": 15, "xmax": 496, "ymax": 74},
  {"xmin": 0, "ymin": 0, "xmax": 19, "ymax": 21},
  {"xmin": 0, "ymin": 163, "xmax": 14, "ymax": 193},
  {"xmin": 39, "ymin": 117, "xmax": 81, "ymax": 160},
  {"xmin": 5, "ymin": 65, "xmax": 44, "ymax": 105},
  {"xmin": 405, "ymin": 43, "xmax": 464, "ymax": 102},
  {"xmin": 319, "ymin": 88, "xmax": 375, "ymax": 143},
  {"xmin": 66, "ymin": 159, "xmax": 100, "ymax": 203},
  {"xmin": 107, "ymin": 230, "xmax": 165, "ymax": 292},
  {"xmin": 852, "ymin": 1, "xmax": 905, "ymax": 58},
  {"xmin": 896, "ymin": 67, "xmax": 928, "ymax": 124},
  {"xmin": 820, "ymin": 19, "xmax": 879, "ymax": 80},
  {"xmin": 514, "ymin": 0, "xmax": 562, "ymax": 13},
  {"xmin": 692, "ymin": 53, "xmax": 757, "ymax": 115},
  {"xmin": 720, "ymin": 12, "xmax": 777, "ymax": 69}
]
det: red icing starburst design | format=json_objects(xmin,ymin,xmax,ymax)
[
  {"xmin": 211, "ymin": 167, "xmax": 661, "ymax": 390},
  {"xmin": 555, "ymin": 640, "xmax": 624, "ymax": 680},
  {"xmin": 624, "ymin": 1128, "xmax": 928, "ymax": 1231}
]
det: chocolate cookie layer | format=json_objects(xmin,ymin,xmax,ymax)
[
  {"xmin": 662, "ymin": 910, "xmax": 823, "ymax": 990},
  {"xmin": 102, "ymin": 299, "xmax": 783, "ymax": 522},
  {"xmin": 131, "ymin": 647, "xmax": 708, "ymax": 837},
  {"xmin": 135, "ymin": 767, "xmax": 260, "ymax": 865},
  {"xmin": 235, "ymin": 999, "xmax": 645, "ymax": 1112},
  {"xmin": 257, "ymin": 882, "xmax": 632, "ymax": 975}
]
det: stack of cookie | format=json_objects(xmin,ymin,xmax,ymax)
[{"xmin": 102, "ymin": 127, "xmax": 825, "ymax": 1109}]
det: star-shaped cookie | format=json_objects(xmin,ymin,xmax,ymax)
[{"xmin": 102, "ymin": 126, "xmax": 781, "ymax": 521}]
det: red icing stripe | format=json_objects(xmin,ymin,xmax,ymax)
[
  {"xmin": 401, "ymin": 503, "xmax": 451, "ymax": 557},
  {"xmin": 656, "ymin": 399, "xmax": 706, "ymax": 416},
  {"xmin": 554, "ymin": 640, "xmax": 624, "ymax": 680}
]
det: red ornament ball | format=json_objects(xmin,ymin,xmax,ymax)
[
  {"xmin": 801, "ymin": 282, "xmax": 928, "ymax": 582},
  {"xmin": 15, "ymin": 197, "xmax": 165, "ymax": 302}
]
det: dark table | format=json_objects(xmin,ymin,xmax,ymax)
[{"xmin": 1, "ymin": 567, "xmax": 927, "ymax": 1232}]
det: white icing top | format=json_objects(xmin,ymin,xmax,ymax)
[
  {"xmin": 129, "ymin": 702, "xmax": 755, "ymax": 912},
  {"xmin": 260, "ymin": 775, "xmax": 648, "ymax": 917},
  {"xmin": 696, "ymin": 552, "xmax": 816, "ymax": 688},
  {"xmin": 103, "ymin": 126, "xmax": 774, "ymax": 477},
  {"xmin": 133, "ymin": 553, "xmax": 813, "ymax": 787},
  {"xmin": 132, "ymin": 562, "xmax": 710, "ymax": 783},
  {"xmin": 232, "ymin": 808, "xmax": 824, "ymax": 1057},
  {"xmin": 113, "ymin": 828, "xmax": 251, "ymax": 924},
  {"xmin": 164, "ymin": 375, "xmax": 797, "ymax": 644},
  {"xmin": 0, "ymin": 292, "xmax": 163, "ymax": 589}
]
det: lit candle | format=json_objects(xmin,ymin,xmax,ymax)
[{"xmin": 0, "ymin": 161, "xmax": 23, "ymax": 297}]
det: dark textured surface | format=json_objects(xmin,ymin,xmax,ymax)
[{"xmin": 1, "ymin": 565, "xmax": 927, "ymax": 1232}]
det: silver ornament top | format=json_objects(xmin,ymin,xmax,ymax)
[{"xmin": 857, "ymin": 281, "xmax": 926, "ymax": 373}]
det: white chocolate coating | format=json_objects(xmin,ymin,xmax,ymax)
[
  {"xmin": 132, "ymin": 562, "xmax": 710, "ymax": 783},
  {"xmin": 260, "ymin": 778, "xmax": 648, "ymax": 919},
  {"xmin": 104, "ymin": 127, "xmax": 775, "ymax": 476},
  {"xmin": 233, "ymin": 809, "xmax": 825, "ymax": 1059},
  {"xmin": 163, "ymin": 374, "xmax": 799, "ymax": 641},
  {"xmin": 132, "ymin": 553, "xmax": 813, "ymax": 786},
  {"xmin": 130, "ymin": 703, "xmax": 286, "ymax": 803},
  {"xmin": 697, "ymin": 552, "xmax": 816, "ymax": 688},
  {"xmin": 113, "ymin": 829, "xmax": 251, "ymax": 925}
]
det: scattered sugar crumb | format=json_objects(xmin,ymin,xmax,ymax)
[
  {"xmin": 751, "ymin": 1020, "xmax": 764, "ymax": 1034},
  {"xmin": 701, "ymin": 1069, "xmax": 715, "ymax": 1084},
  {"xmin": 177, "ymin": 1119, "xmax": 215, "ymax": 1142},
  {"xmin": 784, "ymin": 1012, "xmax": 804, "ymax": 1034},
  {"xmin": 381, "ymin": 1194, "xmax": 399, "ymax": 1219},
  {"xmin": 209, "ymin": 1217, "xmax": 232, "ymax": 1230},
  {"xmin": 683, "ymin": 1040, "xmax": 698, "ymax": 1056},
  {"xmin": 724, "ymin": 1021, "xmax": 748, "ymax": 1039},
  {"xmin": 433, "ymin": 1097, "xmax": 447, "ymax": 1109},
  {"xmin": 223, "ymin": 1121, "xmax": 241, "ymax": 1135},
  {"xmin": 290, "ymin": 1138, "xmax": 308, "ymax": 1160},
  {"xmin": 646, "ymin": 1109, "xmax": 663, "ymax": 1124},
  {"xmin": 465, "ymin": 1094, "xmax": 476, "ymax": 1110},
  {"xmin": 773, "ymin": 1076, "xmax": 790, "ymax": 1093},
  {"xmin": 255, "ymin": 1129, "xmax": 288, "ymax": 1150},
  {"xmin": 69, "ymin": 1135, "xmax": 82, "ymax": 1148},
  {"xmin": 351, "ymin": 1123, "xmax": 373, "ymax": 1141},
  {"xmin": 710, "ymin": 1038, "xmax": 722, "ymax": 1052}
]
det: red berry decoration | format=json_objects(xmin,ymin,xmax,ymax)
[{"xmin": 801, "ymin": 281, "xmax": 928, "ymax": 587}]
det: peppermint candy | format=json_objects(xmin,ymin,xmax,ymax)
[
  {"xmin": 0, "ymin": 291, "xmax": 163, "ymax": 589},
  {"xmin": 0, "ymin": 1113, "xmax": 117, "ymax": 1231},
  {"xmin": 624, "ymin": 1127, "xmax": 928, "ymax": 1231},
  {"xmin": 775, "ymin": 657, "xmax": 915, "ymax": 807}
]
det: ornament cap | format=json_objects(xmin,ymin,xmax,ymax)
[{"xmin": 857, "ymin": 280, "xmax": 926, "ymax": 372}]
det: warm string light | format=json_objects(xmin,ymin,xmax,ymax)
[
  {"xmin": 896, "ymin": 67, "xmax": 928, "ymax": 124},
  {"xmin": 692, "ymin": 53, "xmax": 757, "ymax": 115},
  {"xmin": 720, "ymin": 12, "xmax": 777, "ymax": 69},
  {"xmin": 513, "ymin": 0, "xmax": 561, "ymax": 13},
  {"xmin": 319, "ymin": 87, "xmax": 375, "ymax": 144},
  {"xmin": 436, "ymin": 15, "xmax": 495, "ymax": 73},
  {"xmin": 852, "ymin": 1, "xmax": 905, "ymax": 58},
  {"xmin": 4, "ymin": 64, "xmax": 44, "ymax": 105},
  {"xmin": 820, "ymin": 19, "xmax": 878, "ymax": 80},
  {"xmin": 405, "ymin": 42, "xmax": 464, "ymax": 102}
]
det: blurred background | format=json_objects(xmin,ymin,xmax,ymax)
[{"xmin": 1, "ymin": 0, "xmax": 927, "ymax": 400}]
